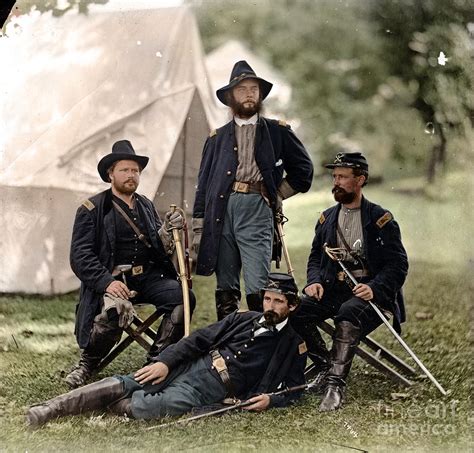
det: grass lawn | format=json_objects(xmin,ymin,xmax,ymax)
[{"xmin": 0, "ymin": 172, "xmax": 472, "ymax": 452}]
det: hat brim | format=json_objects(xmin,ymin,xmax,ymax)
[
  {"xmin": 98, "ymin": 153, "xmax": 149, "ymax": 182},
  {"xmin": 324, "ymin": 162, "xmax": 368, "ymax": 170},
  {"xmin": 216, "ymin": 76, "xmax": 273, "ymax": 106}
]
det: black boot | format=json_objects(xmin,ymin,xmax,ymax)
[
  {"xmin": 215, "ymin": 289, "xmax": 241, "ymax": 321},
  {"xmin": 302, "ymin": 327, "xmax": 331, "ymax": 394},
  {"xmin": 147, "ymin": 305, "xmax": 185, "ymax": 362},
  {"xmin": 246, "ymin": 293, "xmax": 262, "ymax": 312},
  {"xmin": 108, "ymin": 398, "xmax": 133, "ymax": 417},
  {"xmin": 65, "ymin": 309, "xmax": 122, "ymax": 389},
  {"xmin": 26, "ymin": 377, "xmax": 126, "ymax": 428},
  {"xmin": 319, "ymin": 320, "xmax": 360, "ymax": 412}
]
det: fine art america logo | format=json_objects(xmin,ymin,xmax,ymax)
[{"xmin": 375, "ymin": 400, "xmax": 460, "ymax": 436}]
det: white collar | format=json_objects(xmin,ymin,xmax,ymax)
[
  {"xmin": 256, "ymin": 315, "xmax": 288, "ymax": 332},
  {"xmin": 234, "ymin": 113, "xmax": 258, "ymax": 127}
]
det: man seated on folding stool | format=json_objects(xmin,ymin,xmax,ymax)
[
  {"xmin": 66, "ymin": 140, "xmax": 196, "ymax": 389},
  {"xmin": 291, "ymin": 151, "xmax": 408, "ymax": 412}
]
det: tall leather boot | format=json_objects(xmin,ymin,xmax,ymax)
[
  {"xmin": 215, "ymin": 289, "xmax": 241, "ymax": 321},
  {"xmin": 108, "ymin": 398, "xmax": 133, "ymax": 417},
  {"xmin": 26, "ymin": 377, "xmax": 126, "ymax": 428},
  {"xmin": 147, "ymin": 305, "xmax": 185, "ymax": 362},
  {"xmin": 65, "ymin": 311, "xmax": 122, "ymax": 389},
  {"xmin": 301, "ymin": 325, "xmax": 331, "ymax": 394},
  {"xmin": 319, "ymin": 320, "xmax": 360, "ymax": 412},
  {"xmin": 246, "ymin": 293, "xmax": 262, "ymax": 312}
]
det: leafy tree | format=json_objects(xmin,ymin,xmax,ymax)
[
  {"xmin": 193, "ymin": 0, "xmax": 472, "ymax": 181},
  {"xmin": 372, "ymin": 0, "xmax": 474, "ymax": 182},
  {"xmin": 9, "ymin": 0, "xmax": 109, "ymax": 18}
]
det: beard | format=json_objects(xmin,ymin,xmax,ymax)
[
  {"xmin": 229, "ymin": 96, "xmax": 262, "ymax": 118},
  {"xmin": 263, "ymin": 309, "xmax": 285, "ymax": 327},
  {"xmin": 114, "ymin": 178, "xmax": 138, "ymax": 195},
  {"xmin": 332, "ymin": 186, "xmax": 356, "ymax": 204}
]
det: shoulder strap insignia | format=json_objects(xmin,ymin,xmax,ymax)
[
  {"xmin": 299, "ymin": 342, "xmax": 308, "ymax": 355},
  {"xmin": 376, "ymin": 212, "xmax": 392, "ymax": 228},
  {"xmin": 319, "ymin": 212, "xmax": 326, "ymax": 224},
  {"xmin": 278, "ymin": 119, "xmax": 291, "ymax": 128},
  {"xmin": 82, "ymin": 199, "xmax": 95, "ymax": 211},
  {"xmin": 209, "ymin": 129, "xmax": 217, "ymax": 137}
]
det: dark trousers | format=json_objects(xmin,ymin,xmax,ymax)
[
  {"xmin": 117, "ymin": 357, "xmax": 226, "ymax": 419},
  {"xmin": 291, "ymin": 282, "xmax": 382, "ymax": 350}
]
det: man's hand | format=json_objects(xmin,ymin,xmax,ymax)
[
  {"xmin": 353, "ymin": 283, "xmax": 373, "ymax": 301},
  {"xmin": 304, "ymin": 283, "xmax": 324, "ymax": 301},
  {"xmin": 106, "ymin": 280, "xmax": 131, "ymax": 299},
  {"xmin": 242, "ymin": 394, "xmax": 271, "ymax": 412},
  {"xmin": 134, "ymin": 362, "xmax": 169, "ymax": 385},
  {"xmin": 165, "ymin": 210, "xmax": 184, "ymax": 231}
]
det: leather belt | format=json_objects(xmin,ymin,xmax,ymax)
[
  {"xmin": 112, "ymin": 264, "xmax": 147, "ymax": 277},
  {"xmin": 336, "ymin": 269, "xmax": 369, "ymax": 281},
  {"xmin": 210, "ymin": 350, "xmax": 234, "ymax": 396},
  {"xmin": 232, "ymin": 181, "xmax": 264, "ymax": 194}
]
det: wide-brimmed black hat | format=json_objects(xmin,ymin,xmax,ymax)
[
  {"xmin": 216, "ymin": 60, "xmax": 273, "ymax": 106},
  {"xmin": 260, "ymin": 273, "xmax": 299, "ymax": 305},
  {"xmin": 325, "ymin": 151, "xmax": 369, "ymax": 172},
  {"xmin": 97, "ymin": 140, "xmax": 149, "ymax": 182}
]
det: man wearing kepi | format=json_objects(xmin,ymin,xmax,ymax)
[
  {"xmin": 291, "ymin": 151, "xmax": 408, "ymax": 411},
  {"xmin": 192, "ymin": 60, "xmax": 313, "ymax": 320},
  {"xmin": 27, "ymin": 273, "xmax": 307, "ymax": 426},
  {"xmin": 65, "ymin": 140, "xmax": 196, "ymax": 389}
]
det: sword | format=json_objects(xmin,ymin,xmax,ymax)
[
  {"xmin": 169, "ymin": 204, "xmax": 191, "ymax": 337},
  {"xmin": 275, "ymin": 212, "xmax": 295, "ymax": 278},
  {"xmin": 146, "ymin": 377, "xmax": 321, "ymax": 430},
  {"xmin": 323, "ymin": 244, "xmax": 447, "ymax": 396}
]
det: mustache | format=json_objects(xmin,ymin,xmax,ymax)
[{"xmin": 332, "ymin": 186, "xmax": 348, "ymax": 194}]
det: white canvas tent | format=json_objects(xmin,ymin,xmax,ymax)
[{"xmin": 0, "ymin": 6, "xmax": 222, "ymax": 294}]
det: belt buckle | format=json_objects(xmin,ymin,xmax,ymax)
[
  {"xmin": 336, "ymin": 271, "xmax": 345, "ymax": 281},
  {"xmin": 213, "ymin": 356, "xmax": 227, "ymax": 372},
  {"xmin": 132, "ymin": 265, "xmax": 143, "ymax": 276},
  {"xmin": 233, "ymin": 181, "xmax": 249, "ymax": 193}
]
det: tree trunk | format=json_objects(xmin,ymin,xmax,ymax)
[{"xmin": 427, "ymin": 123, "xmax": 447, "ymax": 184}]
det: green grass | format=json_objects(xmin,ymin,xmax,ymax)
[{"xmin": 0, "ymin": 173, "xmax": 472, "ymax": 452}]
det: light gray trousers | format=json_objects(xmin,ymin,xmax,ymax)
[{"xmin": 215, "ymin": 192, "xmax": 273, "ymax": 296}]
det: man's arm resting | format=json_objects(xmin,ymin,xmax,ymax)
[{"xmin": 134, "ymin": 362, "xmax": 169, "ymax": 385}]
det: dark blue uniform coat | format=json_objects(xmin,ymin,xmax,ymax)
[
  {"xmin": 307, "ymin": 196, "xmax": 408, "ymax": 332},
  {"xmin": 193, "ymin": 117, "xmax": 313, "ymax": 276},
  {"xmin": 157, "ymin": 310, "xmax": 307, "ymax": 407},
  {"xmin": 70, "ymin": 189, "xmax": 176, "ymax": 348}
]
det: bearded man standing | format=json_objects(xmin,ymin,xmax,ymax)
[
  {"xmin": 65, "ymin": 140, "xmax": 195, "ymax": 388},
  {"xmin": 192, "ymin": 60, "xmax": 313, "ymax": 320},
  {"xmin": 291, "ymin": 151, "xmax": 408, "ymax": 411}
]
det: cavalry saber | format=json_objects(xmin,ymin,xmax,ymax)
[
  {"xmin": 146, "ymin": 379, "xmax": 319, "ymax": 430},
  {"xmin": 170, "ymin": 204, "xmax": 191, "ymax": 337},
  {"xmin": 275, "ymin": 213, "xmax": 295, "ymax": 278},
  {"xmin": 324, "ymin": 244, "xmax": 447, "ymax": 396}
]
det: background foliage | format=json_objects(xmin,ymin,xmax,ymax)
[{"xmin": 193, "ymin": 0, "xmax": 474, "ymax": 181}]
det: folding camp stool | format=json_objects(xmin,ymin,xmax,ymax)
[
  {"xmin": 94, "ymin": 305, "xmax": 160, "ymax": 373},
  {"xmin": 305, "ymin": 319, "xmax": 417, "ymax": 387}
]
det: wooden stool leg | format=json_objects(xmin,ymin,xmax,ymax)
[
  {"xmin": 315, "ymin": 320, "xmax": 415, "ymax": 387},
  {"xmin": 94, "ymin": 310, "xmax": 160, "ymax": 374}
]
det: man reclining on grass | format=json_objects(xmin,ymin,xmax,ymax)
[{"xmin": 27, "ymin": 273, "xmax": 307, "ymax": 427}]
